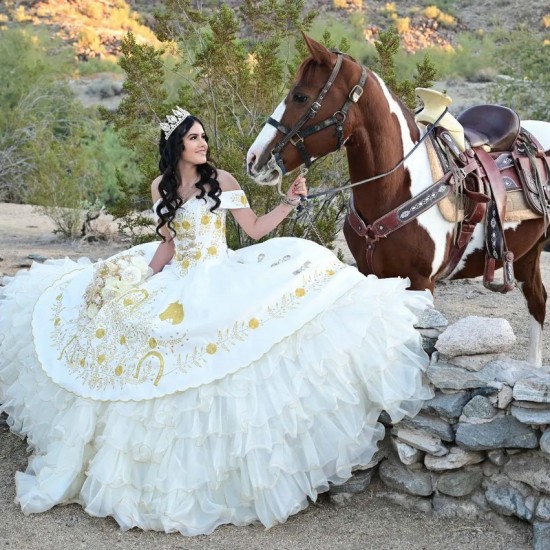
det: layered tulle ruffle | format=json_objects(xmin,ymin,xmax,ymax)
[{"xmin": 0, "ymin": 257, "xmax": 432, "ymax": 535}]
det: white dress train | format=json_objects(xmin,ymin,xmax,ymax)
[{"xmin": 0, "ymin": 190, "xmax": 433, "ymax": 535}]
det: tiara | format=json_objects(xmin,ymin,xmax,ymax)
[{"xmin": 160, "ymin": 106, "xmax": 191, "ymax": 140}]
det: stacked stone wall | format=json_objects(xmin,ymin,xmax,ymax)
[{"xmin": 329, "ymin": 312, "xmax": 550, "ymax": 550}]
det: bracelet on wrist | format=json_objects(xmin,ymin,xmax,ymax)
[{"xmin": 281, "ymin": 196, "xmax": 299, "ymax": 207}]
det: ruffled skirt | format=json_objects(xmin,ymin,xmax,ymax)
[{"xmin": 0, "ymin": 248, "xmax": 433, "ymax": 535}]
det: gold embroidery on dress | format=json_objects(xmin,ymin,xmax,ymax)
[
  {"xmin": 47, "ymin": 191, "xmax": 345, "ymax": 393},
  {"xmin": 159, "ymin": 301, "xmax": 184, "ymax": 325},
  {"xmin": 173, "ymin": 200, "xmax": 227, "ymax": 275},
  {"xmin": 135, "ymin": 351, "xmax": 164, "ymax": 386},
  {"xmin": 180, "ymin": 264, "xmax": 343, "ymax": 371}
]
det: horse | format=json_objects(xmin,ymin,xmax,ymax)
[{"xmin": 246, "ymin": 34, "xmax": 550, "ymax": 366}]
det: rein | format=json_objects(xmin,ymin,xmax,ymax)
[{"xmin": 305, "ymin": 108, "xmax": 449, "ymax": 202}]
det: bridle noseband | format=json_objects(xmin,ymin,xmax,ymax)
[{"xmin": 267, "ymin": 52, "xmax": 368, "ymax": 175}]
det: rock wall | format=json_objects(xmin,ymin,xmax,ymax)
[{"xmin": 330, "ymin": 311, "xmax": 550, "ymax": 550}]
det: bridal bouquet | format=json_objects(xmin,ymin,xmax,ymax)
[{"xmin": 84, "ymin": 253, "xmax": 153, "ymax": 319}]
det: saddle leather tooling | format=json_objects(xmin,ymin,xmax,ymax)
[{"xmin": 348, "ymin": 104, "xmax": 550, "ymax": 293}]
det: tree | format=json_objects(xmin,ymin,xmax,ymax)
[
  {"xmin": 0, "ymin": 28, "xmax": 137, "ymax": 237},
  {"xmin": 374, "ymin": 27, "xmax": 437, "ymax": 110},
  {"xmin": 107, "ymin": 0, "xmax": 349, "ymax": 250},
  {"xmin": 107, "ymin": 2, "xmax": 435, "ymax": 249}
]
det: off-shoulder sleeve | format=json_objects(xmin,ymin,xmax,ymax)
[{"xmin": 219, "ymin": 190, "xmax": 250, "ymax": 210}]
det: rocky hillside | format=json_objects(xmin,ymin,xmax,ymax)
[
  {"xmin": 0, "ymin": 1, "xmax": 548, "ymax": 59},
  {"xmin": 357, "ymin": 0, "xmax": 549, "ymax": 52},
  {"xmin": 0, "ymin": 0, "xmax": 158, "ymax": 60},
  {"xmin": 0, "ymin": 1, "xmax": 547, "ymax": 114}
]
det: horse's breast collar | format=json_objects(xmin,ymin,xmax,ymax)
[{"xmin": 347, "ymin": 171, "xmax": 456, "ymax": 275}]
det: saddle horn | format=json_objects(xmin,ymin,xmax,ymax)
[{"xmin": 415, "ymin": 88, "xmax": 466, "ymax": 152}]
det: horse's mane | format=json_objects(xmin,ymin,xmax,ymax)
[{"xmin": 294, "ymin": 52, "xmax": 360, "ymax": 90}]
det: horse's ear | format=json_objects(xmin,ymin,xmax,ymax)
[{"xmin": 301, "ymin": 32, "xmax": 334, "ymax": 66}]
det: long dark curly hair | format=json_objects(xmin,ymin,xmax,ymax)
[{"xmin": 155, "ymin": 115, "xmax": 222, "ymax": 240}]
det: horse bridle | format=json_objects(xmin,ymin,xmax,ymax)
[{"xmin": 266, "ymin": 52, "xmax": 368, "ymax": 175}]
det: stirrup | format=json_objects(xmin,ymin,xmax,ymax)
[{"xmin": 483, "ymin": 252, "xmax": 516, "ymax": 293}]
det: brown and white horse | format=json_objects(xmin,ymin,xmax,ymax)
[{"xmin": 246, "ymin": 34, "xmax": 550, "ymax": 366}]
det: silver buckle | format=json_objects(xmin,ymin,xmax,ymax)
[{"xmin": 349, "ymin": 85, "xmax": 363, "ymax": 103}]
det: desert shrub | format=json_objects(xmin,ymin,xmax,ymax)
[
  {"xmin": 423, "ymin": 5, "xmax": 456, "ymax": 27},
  {"xmin": 437, "ymin": 12, "xmax": 456, "ymax": 27},
  {"xmin": 83, "ymin": 3, "xmax": 104, "ymax": 20},
  {"xmin": 423, "ymin": 6, "xmax": 441, "ymax": 19},
  {"xmin": 14, "ymin": 6, "xmax": 30, "ymax": 23},
  {"xmin": 78, "ymin": 27, "xmax": 102, "ymax": 52},
  {"xmin": 0, "ymin": 27, "xmax": 137, "ymax": 238},
  {"xmin": 488, "ymin": 29, "xmax": 550, "ymax": 119},
  {"xmin": 333, "ymin": 0, "xmax": 362, "ymax": 9},
  {"xmin": 421, "ymin": 0, "xmax": 457, "ymax": 17},
  {"xmin": 394, "ymin": 17, "xmax": 411, "ymax": 34},
  {"xmin": 381, "ymin": 3, "xmax": 397, "ymax": 16}
]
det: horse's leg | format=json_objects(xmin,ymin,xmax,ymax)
[{"xmin": 514, "ymin": 241, "xmax": 548, "ymax": 366}]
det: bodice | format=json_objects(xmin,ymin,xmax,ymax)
[{"xmin": 155, "ymin": 190, "xmax": 250, "ymax": 276}]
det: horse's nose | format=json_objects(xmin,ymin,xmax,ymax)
[{"xmin": 246, "ymin": 151, "xmax": 256, "ymax": 174}]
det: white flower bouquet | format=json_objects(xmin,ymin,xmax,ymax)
[{"xmin": 84, "ymin": 253, "xmax": 153, "ymax": 319}]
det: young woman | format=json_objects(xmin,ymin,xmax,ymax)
[{"xmin": 0, "ymin": 107, "xmax": 433, "ymax": 536}]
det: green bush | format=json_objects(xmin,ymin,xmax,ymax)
[
  {"xmin": 487, "ymin": 29, "xmax": 550, "ymax": 119},
  {"xmin": 0, "ymin": 27, "xmax": 139, "ymax": 238}
]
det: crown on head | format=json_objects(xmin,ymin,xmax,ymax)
[{"xmin": 160, "ymin": 106, "xmax": 191, "ymax": 140}]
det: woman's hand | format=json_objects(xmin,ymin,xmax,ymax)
[{"xmin": 286, "ymin": 175, "xmax": 308, "ymax": 204}]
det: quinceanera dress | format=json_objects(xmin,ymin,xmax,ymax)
[{"xmin": 0, "ymin": 190, "xmax": 433, "ymax": 535}]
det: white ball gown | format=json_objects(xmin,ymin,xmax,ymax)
[{"xmin": 0, "ymin": 190, "xmax": 433, "ymax": 535}]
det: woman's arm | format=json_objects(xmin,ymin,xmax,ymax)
[
  {"xmin": 219, "ymin": 170, "xmax": 307, "ymax": 241},
  {"xmin": 149, "ymin": 232, "xmax": 175, "ymax": 275},
  {"xmin": 149, "ymin": 176, "xmax": 175, "ymax": 274}
]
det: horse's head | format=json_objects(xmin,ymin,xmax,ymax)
[{"xmin": 247, "ymin": 34, "xmax": 366, "ymax": 185}]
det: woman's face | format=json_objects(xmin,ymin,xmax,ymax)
[{"xmin": 180, "ymin": 122, "xmax": 208, "ymax": 166}]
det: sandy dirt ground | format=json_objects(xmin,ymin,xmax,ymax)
[{"xmin": 0, "ymin": 202, "xmax": 543, "ymax": 549}]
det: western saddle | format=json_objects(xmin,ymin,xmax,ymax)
[{"xmin": 419, "ymin": 87, "xmax": 550, "ymax": 292}]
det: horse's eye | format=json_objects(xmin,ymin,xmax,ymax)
[{"xmin": 293, "ymin": 93, "xmax": 308, "ymax": 104}]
